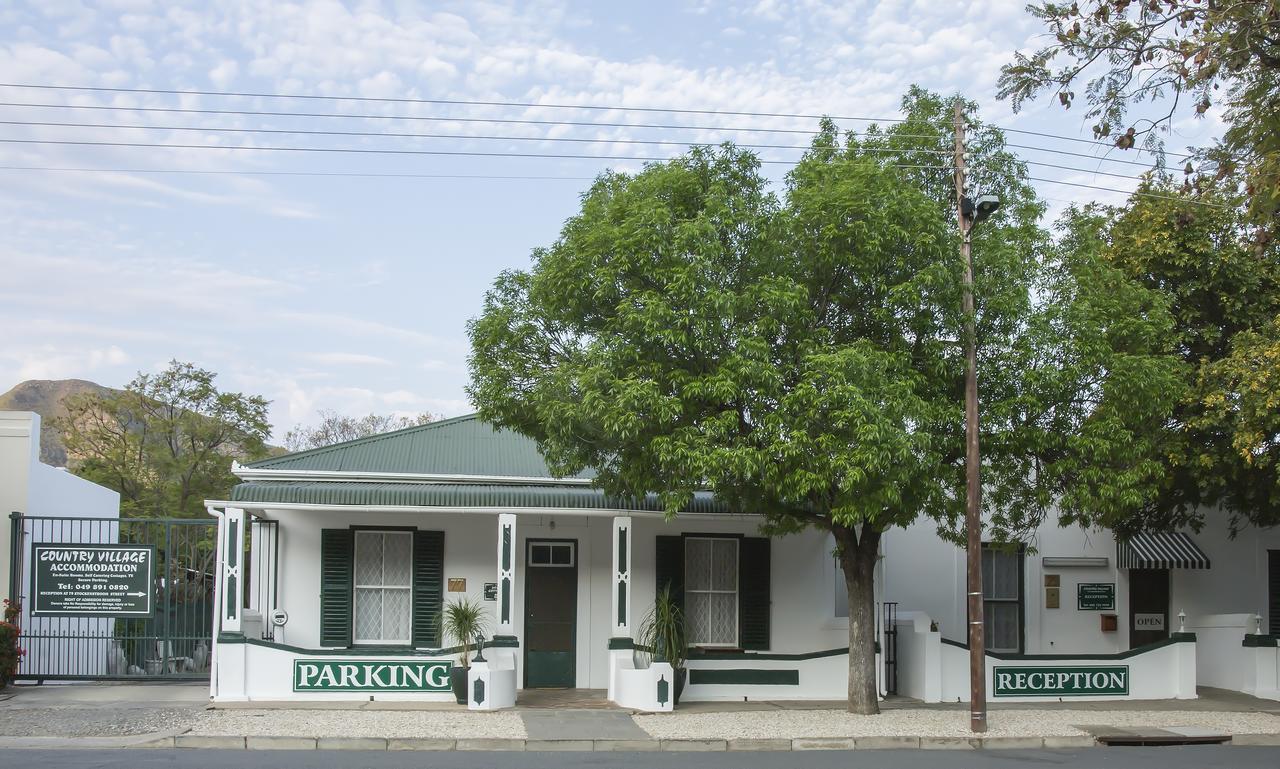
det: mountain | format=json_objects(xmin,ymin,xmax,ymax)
[{"xmin": 0, "ymin": 379, "xmax": 121, "ymax": 466}]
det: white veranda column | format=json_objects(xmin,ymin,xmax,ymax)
[
  {"xmin": 495, "ymin": 513, "xmax": 517, "ymax": 639},
  {"xmin": 612, "ymin": 516, "xmax": 633, "ymax": 638},
  {"xmin": 221, "ymin": 507, "xmax": 246, "ymax": 634}
]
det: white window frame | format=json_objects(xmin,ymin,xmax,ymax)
[
  {"xmin": 684, "ymin": 536, "xmax": 740, "ymax": 648},
  {"xmin": 352, "ymin": 530, "xmax": 413, "ymax": 645}
]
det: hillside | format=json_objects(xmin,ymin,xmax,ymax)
[{"xmin": 0, "ymin": 378, "xmax": 120, "ymax": 466}]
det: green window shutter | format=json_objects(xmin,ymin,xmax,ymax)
[
  {"xmin": 739, "ymin": 537, "xmax": 771, "ymax": 650},
  {"xmin": 654, "ymin": 535, "xmax": 685, "ymax": 609},
  {"xmin": 413, "ymin": 529, "xmax": 445, "ymax": 647},
  {"xmin": 319, "ymin": 528, "xmax": 354, "ymax": 647}
]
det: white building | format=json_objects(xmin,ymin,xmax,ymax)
[
  {"xmin": 2, "ymin": 411, "xmax": 121, "ymax": 676},
  {"xmin": 205, "ymin": 415, "xmax": 1279, "ymax": 707}
]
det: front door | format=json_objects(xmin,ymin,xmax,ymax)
[
  {"xmin": 524, "ymin": 540, "xmax": 577, "ymax": 688},
  {"xmin": 1129, "ymin": 568, "xmax": 1170, "ymax": 649}
]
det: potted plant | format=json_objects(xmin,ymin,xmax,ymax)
[
  {"xmin": 441, "ymin": 597, "xmax": 488, "ymax": 704},
  {"xmin": 638, "ymin": 586, "xmax": 688, "ymax": 704},
  {"xmin": 0, "ymin": 599, "xmax": 22, "ymax": 689}
]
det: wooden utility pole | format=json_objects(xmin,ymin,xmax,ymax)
[{"xmin": 954, "ymin": 101, "xmax": 987, "ymax": 734}]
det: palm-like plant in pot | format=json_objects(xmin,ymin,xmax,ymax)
[
  {"xmin": 441, "ymin": 597, "xmax": 488, "ymax": 704},
  {"xmin": 639, "ymin": 586, "xmax": 688, "ymax": 704}
]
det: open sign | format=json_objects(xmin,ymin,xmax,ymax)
[{"xmin": 1133, "ymin": 613, "xmax": 1165, "ymax": 630}]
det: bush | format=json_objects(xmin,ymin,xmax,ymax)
[{"xmin": 0, "ymin": 599, "xmax": 22, "ymax": 688}]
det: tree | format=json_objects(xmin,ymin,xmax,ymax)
[
  {"xmin": 998, "ymin": 0, "xmax": 1280, "ymax": 236},
  {"xmin": 469, "ymin": 88, "xmax": 1176, "ymax": 714},
  {"xmin": 1070, "ymin": 179, "xmax": 1280, "ymax": 532},
  {"xmin": 283, "ymin": 410, "xmax": 437, "ymax": 452},
  {"xmin": 58, "ymin": 361, "xmax": 271, "ymax": 518}
]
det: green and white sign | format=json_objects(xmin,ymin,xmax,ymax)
[
  {"xmin": 31, "ymin": 544, "xmax": 154, "ymax": 617},
  {"xmin": 293, "ymin": 660, "xmax": 452, "ymax": 692},
  {"xmin": 993, "ymin": 665, "xmax": 1129, "ymax": 697},
  {"xmin": 1077, "ymin": 582, "xmax": 1115, "ymax": 610}
]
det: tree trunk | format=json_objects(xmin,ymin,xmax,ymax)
[{"xmin": 833, "ymin": 524, "xmax": 882, "ymax": 715}]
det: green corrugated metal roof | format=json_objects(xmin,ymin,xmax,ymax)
[
  {"xmin": 248, "ymin": 414, "xmax": 590, "ymax": 478},
  {"xmin": 229, "ymin": 480, "xmax": 735, "ymax": 514}
]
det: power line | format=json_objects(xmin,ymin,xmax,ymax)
[
  {"xmin": 0, "ymin": 165, "xmax": 594, "ymax": 180},
  {"xmin": 1026, "ymin": 175, "xmax": 1228, "ymax": 208},
  {"xmin": 0, "ymin": 118, "xmax": 952, "ymax": 156},
  {"xmin": 0, "ymin": 81, "xmax": 1196, "ymax": 158},
  {"xmin": 0, "ymin": 82, "xmax": 911, "ymax": 124},
  {"xmin": 0, "ymin": 136, "xmax": 963, "ymax": 169}
]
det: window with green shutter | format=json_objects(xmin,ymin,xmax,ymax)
[
  {"xmin": 655, "ymin": 534, "xmax": 770, "ymax": 651},
  {"xmin": 320, "ymin": 527, "xmax": 444, "ymax": 648}
]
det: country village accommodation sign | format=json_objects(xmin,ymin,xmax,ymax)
[
  {"xmin": 293, "ymin": 660, "xmax": 453, "ymax": 692},
  {"xmin": 31, "ymin": 544, "xmax": 155, "ymax": 617},
  {"xmin": 993, "ymin": 665, "xmax": 1129, "ymax": 697}
]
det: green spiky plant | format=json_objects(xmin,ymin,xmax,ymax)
[
  {"xmin": 441, "ymin": 597, "xmax": 488, "ymax": 668},
  {"xmin": 638, "ymin": 586, "xmax": 687, "ymax": 679}
]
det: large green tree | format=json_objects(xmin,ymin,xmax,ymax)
[
  {"xmin": 468, "ymin": 89, "xmax": 1177, "ymax": 714},
  {"xmin": 999, "ymin": 0, "xmax": 1280, "ymax": 236},
  {"xmin": 59, "ymin": 360, "xmax": 271, "ymax": 518},
  {"xmin": 1069, "ymin": 180, "xmax": 1280, "ymax": 532}
]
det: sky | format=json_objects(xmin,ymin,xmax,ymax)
[{"xmin": 0, "ymin": 0, "xmax": 1229, "ymax": 441}]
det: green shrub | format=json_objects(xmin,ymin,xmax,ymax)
[{"xmin": 0, "ymin": 599, "xmax": 22, "ymax": 687}]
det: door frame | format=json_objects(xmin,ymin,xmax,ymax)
[
  {"xmin": 522, "ymin": 537, "xmax": 578, "ymax": 688},
  {"xmin": 1127, "ymin": 567, "xmax": 1170, "ymax": 649}
]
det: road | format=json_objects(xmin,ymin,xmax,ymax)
[{"xmin": 8, "ymin": 747, "xmax": 1280, "ymax": 768}]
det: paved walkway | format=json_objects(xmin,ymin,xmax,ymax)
[{"xmin": 521, "ymin": 709, "xmax": 649, "ymax": 741}]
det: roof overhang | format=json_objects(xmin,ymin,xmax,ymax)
[{"xmin": 1117, "ymin": 532, "xmax": 1211, "ymax": 570}]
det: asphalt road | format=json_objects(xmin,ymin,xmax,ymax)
[{"xmin": 8, "ymin": 747, "xmax": 1280, "ymax": 768}]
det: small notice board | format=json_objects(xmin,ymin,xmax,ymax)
[{"xmin": 1076, "ymin": 582, "xmax": 1115, "ymax": 611}]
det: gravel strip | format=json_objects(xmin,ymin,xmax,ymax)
[
  {"xmin": 188, "ymin": 708, "xmax": 527, "ymax": 739},
  {"xmin": 634, "ymin": 708, "xmax": 1280, "ymax": 740},
  {"xmin": 0, "ymin": 706, "xmax": 201, "ymax": 737}
]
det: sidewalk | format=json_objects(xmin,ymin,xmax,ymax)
[{"xmin": 2, "ymin": 682, "xmax": 1279, "ymax": 751}]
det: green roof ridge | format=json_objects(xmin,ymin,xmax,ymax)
[{"xmin": 247, "ymin": 413, "xmax": 482, "ymax": 469}]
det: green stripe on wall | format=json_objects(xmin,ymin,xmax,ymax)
[{"xmin": 689, "ymin": 668, "xmax": 799, "ymax": 686}]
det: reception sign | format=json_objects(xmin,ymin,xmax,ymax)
[
  {"xmin": 993, "ymin": 665, "xmax": 1129, "ymax": 697},
  {"xmin": 31, "ymin": 544, "xmax": 154, "ymax": 617},
  {"xmin": 1077, "ymin": 583, "xmax": 1115, "ymax": 610},
  {"xmin": 293, "ymin": 659, "xmax": 452, "ymax": 692}
]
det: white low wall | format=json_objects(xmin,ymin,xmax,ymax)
[
  {"xmin": 468, "ymin": 649, "xmax": 517, "ymax": 710},
  {"xmin": 609, "ymin": 650, "xmax": 674, "ymax": 712},
  {"xmin": 899, "ymin": 612, "xmax": 1196, "ymax": 703},
  {"xmin": 1241, "ymin": 637, "xmax": 1279, "ymax": 701},
  {"xmin": 681, "ymin": 650, "xmax": 882, "ymax": 702},
  {"xmin": 213, "ymin": 638, "xmax": 461, "ymax": 702},
  {"xmin": 1190, "ymin": 613, "xmax": 1254, "ymax": 691}
]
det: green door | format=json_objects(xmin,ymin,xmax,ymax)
[{"xmin": 524, "ymin": 540, "xmax": 577, "ymax": 688}]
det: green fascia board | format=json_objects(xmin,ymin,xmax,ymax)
[
  {"xmin": 217, "ymin": 634, "xmax": 519, "ymax": 656},
  {"xmin": 229, "ymin": 480, "xmax": 736, "ymax": 514},
  {"xmin": 245, "ymin": 414, "xmax": 593, "ymax": 479},
  {"xmin": 939, "ymin": 633, "xmax": 1196, "ymax": 660}
]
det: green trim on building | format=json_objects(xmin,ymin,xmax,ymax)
[
  {"xmin": 217, "ymin": 634, "xmax": 518, "ymax": 656},
  {"xmin": 940, "ymin": 633, "xmax": 1195, "ymax": 660},
  {"xmin": 1243, "ymin": 634, "xmax": 1278, "ymax": 648},
  {"xmin": 689, "ymin": 668, "xmax": 799, "ymax": 686}
]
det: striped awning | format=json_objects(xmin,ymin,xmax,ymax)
[{"xmin": 1117, "ymin": 532, "xmax": 1210, "ymax": 570}]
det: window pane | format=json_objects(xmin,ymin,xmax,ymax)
[
  {"xmin": 551, "ymin": 544, "xmax": 572, "ymax": 565},
  {"xmin": 981, "ymin": 547, "xmax": 1020, "ymax": 601},
  {"xmin": 985, "ymin": 602, "xmax": 1020, "ymax": 652},
  {"xmin": 685, "ymin": 539, "xmax": 712, "ymax": 590},
  {"xmin": 834, "ymin": 560, "xmax": 849, "ymax": 618},
  {"xmin": 709, "ymin": 593, "xmax": 737, "ymax": 644},
  {"xmin": 355, "ymin": 533, "xmax": 382, "ymax": 585},
  {"xmin": 686, "ymin": 592, "xmax": 711, "ymax": 644},
  {"xmin": 355, "ymin": 588, "xmax": 383, "ymax": 641},
  {"xmin": 711, "ymin": 539, "xmax": 737, "ymax": 591},
  {"xmin": 384, "ymin": 533, "xmax": 412, "ymax": 586},
  {"xmin": 384, "ymin": 588, "xmax": 411, "ymax": 641}
]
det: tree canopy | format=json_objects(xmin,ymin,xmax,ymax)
[
  {"xmin": 58, "ymin": 360, "xmax": 271, "ymax": 518},
  {"xmin": 469, "ymin": 88, "xmax": 1180, "ymax": 712},
  {"xmin": 999, "ymin": 0, "xmax": 1280, "ymax": 236},
  {"xmin": 283, "ymin": 409, "xmax": 436, "ymax": 452}
]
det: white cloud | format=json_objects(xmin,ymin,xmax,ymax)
[{"xmin": 302, "ymin": 352, "xmax": 394, "ymax": 366}]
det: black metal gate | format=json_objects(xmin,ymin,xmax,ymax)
[
  {"xmin": 8, "ymin": 512, "xmax": 217, "ymax": 681},
  {"xmin": 882, "ymin": 601, "xmax": 899, "ymax": 695}
]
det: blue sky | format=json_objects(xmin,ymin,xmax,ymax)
[{"xmin": 0, "ymin": 0, "xmax": 1227, "ymax": 440}]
